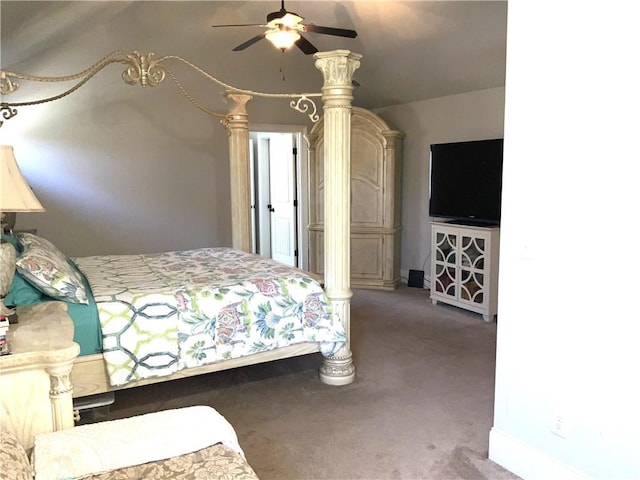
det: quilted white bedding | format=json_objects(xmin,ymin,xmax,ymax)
[{"xmin": 74, "ymin": 248, "xmax": 345, "ymax": 387}]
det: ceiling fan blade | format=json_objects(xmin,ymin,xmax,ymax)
[
  {"xmin": 295, "ymin": 35, "xmax": 318, "ymax": 55},
  {"xmin": 303, "ymin": 24, "xmax": 357, "ymax": 38},
  {"xmin": 233, "ymin": 34, "xmax": 266, "ymax": 51}
]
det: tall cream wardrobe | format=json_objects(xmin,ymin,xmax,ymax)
[{"xmin": 307, "ymin": 107, "xmax": 403, "ymax": 290}]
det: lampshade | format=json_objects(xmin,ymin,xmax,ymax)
[
  {"xmin": 0, "ymin": 145, "xmax": 44, "ymax": 321},
  {"xmin": 0, "ymin": 145, "xmax": 45, "ymax": 213},
  {"xmin": 266, "ymin": 29, "xmax": 301, "ymax": 50}
]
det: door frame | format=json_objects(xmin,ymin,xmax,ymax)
[{"xmin": 249, "ymin": 123, "xmax": 310, "ymax": 270}]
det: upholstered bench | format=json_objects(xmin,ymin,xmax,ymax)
[{"xmin": 1, "ymin": 406, "xmax": 259, "ymax": 480}]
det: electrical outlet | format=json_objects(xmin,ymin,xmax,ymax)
[{"xmin": 551, "ymin": 411, "xmax": 569, "ymax": 438}]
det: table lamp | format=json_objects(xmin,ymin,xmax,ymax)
[{"xmin": 0, "ymin": 145, "xmax": 45, "ymax": 320}]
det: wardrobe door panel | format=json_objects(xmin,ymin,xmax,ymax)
[{"xmin": 308, "ymin": 107, "xmax": 403, "ymax": 289}]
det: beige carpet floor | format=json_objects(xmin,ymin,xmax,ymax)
[{"xmin": 106, "ymin": 285, "xmax": 520, "ymax": 480}]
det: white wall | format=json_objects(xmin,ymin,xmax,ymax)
[
  {"xmin": 488, "ymin": 2, "xmax": 640, "ymax": 479},
  {"xmin": 374, "ymin": 87, "xmax": 505, "ymax": 283},
  {"xmin": 1, "ymin": 81, "xmax": 235, "ymax": 257}
]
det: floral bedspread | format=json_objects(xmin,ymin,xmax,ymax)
[{"xmin": 74, "ymin": 248, "xmax": 345, "ymax": 387}]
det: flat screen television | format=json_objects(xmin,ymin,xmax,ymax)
[{"xmin": 429, "ymin": 138, "xmax": 503, "ymax": 226}]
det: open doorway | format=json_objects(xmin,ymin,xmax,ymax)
[{"xmin": 249, "ymin": 124, "xmax": 309, "ymax": 270}]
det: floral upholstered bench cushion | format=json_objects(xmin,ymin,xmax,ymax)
[
  {"xmin": 0, "ymin": 428, "xmax": 32, "ymax": 480},
  {"xmin": 82, "ymin": 443, "xmax": 259, "ymax": 480}
]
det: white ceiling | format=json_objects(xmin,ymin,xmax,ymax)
[{"xmin": 1, "ymin": 1, "xmax": 508, "ymax": 109}]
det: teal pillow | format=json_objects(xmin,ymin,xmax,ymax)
[{"xmin": 4, "ymin": 271, "xmax": 44, "ymax": 306}]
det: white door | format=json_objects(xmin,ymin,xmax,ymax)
[
  {"xmin": 268, "ymin": 133, "xmax": 297, "ymax": 267},
  {"xmin": 249, "ymin": 138, "xmax": 257, "ymax": 253},
  {"xmin": 254, "ymin": 135, "xmax": 272, "ymax": 257}
]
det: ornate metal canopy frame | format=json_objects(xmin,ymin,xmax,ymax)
[
  {"xmin": 0, "ymin": 49, "xmax": 363, "ymax": 386},
  {"xmin": 0, "ymin": 50, "xmax": 321, "ymax": 127}
]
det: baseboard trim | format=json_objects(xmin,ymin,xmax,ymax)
[{"xmin": 489, "ymin": 427, "xmax": 592, "ymax": 480}]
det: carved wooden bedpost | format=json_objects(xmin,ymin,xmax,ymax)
[
  {"xmin": 45, "ymin": 355, "xmax": 77, "ymax": 431},
  {"xmin": 314, "ymin": 50, "xmax": 361, "ymax": 386},
  {"xmin": 224, "ymin": 91, "xmax": 253, "ymax": 253}
]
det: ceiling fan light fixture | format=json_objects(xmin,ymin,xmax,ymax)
[
  {"xmin": 267, "ymin": 11, "xmax": 303, "ymax": 28},
  {"xmin": 218, "ymin": 1, "xmax": 357, "ymax": 54},
  {"xmin": 266, "ymin": 28, "xmax": 300, "ymax": 50},
  {"xmin": 281, "ymin": 12, "xmax": 303, "ymax": 27}
]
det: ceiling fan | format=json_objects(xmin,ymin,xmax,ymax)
[{"xmin": 211, "ymin": 1, "xmax": 358, "ymax": 55}]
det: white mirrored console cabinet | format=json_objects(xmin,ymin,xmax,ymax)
[{"xmin": 430, "ymin": 221, "xmax": 500, "ymax": 322}]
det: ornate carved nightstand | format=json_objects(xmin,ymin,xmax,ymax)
[{"xmin": 0, "ymin": 301, "xmax": 80, "ymax": 451}]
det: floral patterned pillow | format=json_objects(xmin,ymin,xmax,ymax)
[
  {"xmin": 15, "ymin": 232, "xmax": 66, "ymax": 261},
  {"xmin": 16, "ymin": 244, "xmax": 89, "ymax": 304},
  {"xmin": 0, "ymin": 428, "xmax": 33, "ymax": 480}
]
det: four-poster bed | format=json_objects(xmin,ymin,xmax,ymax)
[
  {"xmin": 69, "ymin": 49, "xmax": 360, "ymax": 394},
  {"xmin": 0, "ymin": 50, "xmax": 361, "ymax": 451}
]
